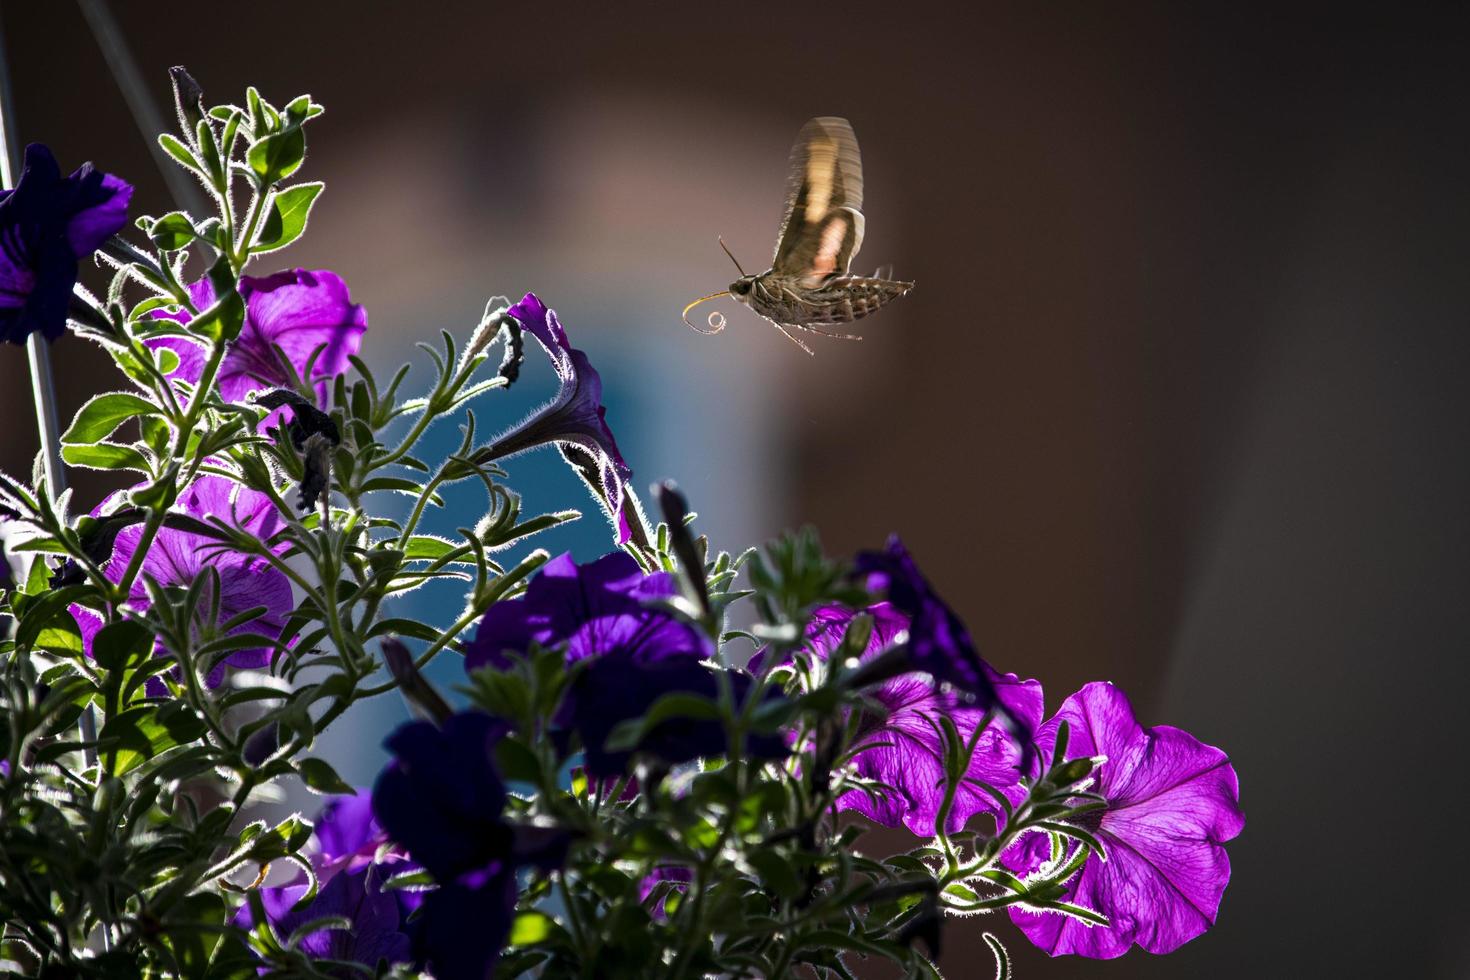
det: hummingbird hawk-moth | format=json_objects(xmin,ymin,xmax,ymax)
[{"xmin": 682, "ymin": 116, "xmax": 914, "ymax": 355}]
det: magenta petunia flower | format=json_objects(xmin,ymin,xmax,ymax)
[
  {"xmin": 0, "ymin": 143, "xmax": 132, "ymax": 343},
  {"xmin": 1006, "ymin": 682, "xmax": 1244, "ymax": 958},
  {"xmin": 72, "ymin": 476, "xmax": 292, "ymax": 685},
  {"xmin": 479, "ymin": 293, "xmax": 634, "ymax": 544},
  {"xmin": 856, "ymin": 537, "xmax": 1033, "ymax": 750},
  {"xmin": 149, "ymin": 268, "xmax": 366, "ymax": 406},
  {"xmin": 798, "ymin": 603, "xmax": 1043, "ymax": 835}
]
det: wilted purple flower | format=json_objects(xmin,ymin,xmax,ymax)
[
  {"xmin": 149, "ymin": 268, "xmax": 366, "ymax": 406},
  {"xmin": 464, "ymin": 551, "xmax": 707, "ymax": 672},
  {"xmin": 1006, "ymin": 682, "xmax": 1244, "ymax": 958},
  {"xmin": 856, "ymin": 536, "xmax": 1032, "ymax": 747},
  {"xmin": 480, "ymin": 293, "xmax": 633, "ymax": 543},
  {"xmin": 0, "ymin": 144, "xmax": 131, "ymax": 344},
  {"xmin": 234, "ymin": 867, "xmax": 412, "ymax": 972},
  {"xmin": 798, "ymin": 603, "xmax": 1043, "ymax": 836},
  {"xmin": 72, "ymin": 476, "xmax": 291, "ymax": 684}
]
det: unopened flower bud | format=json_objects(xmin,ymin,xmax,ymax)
[
  {"xmin": 382, "ymin": 637, "xmax": 453, "ymax": 724},
  {"xmin": 169, "ymin": 67, "xmax": 206, "ymax": 143}
]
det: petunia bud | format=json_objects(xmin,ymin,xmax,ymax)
[
  {"xmin": 242, "ymin": 722, "xmax": 279, "ymax": 766},
  {"xmin": 1051, "ymin": 756, "xmax": 1095, "ymax": 787},
  {"xmin": 382, "ymin": 637, "xmax": 453, "ymax": 724},
  {"xmin": 169, "ymin": 67, "xmax": 206, "ymax": 145},
  {"xmin": 653, "ymin": 480, "xmax": 711, "ymax": 620}
]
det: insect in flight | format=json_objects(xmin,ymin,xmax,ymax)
[{"xmin": 682, "ymin": 116, "xmax": 914, "ymax": 355}]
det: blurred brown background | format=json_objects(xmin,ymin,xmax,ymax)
[{"xmin": 6, "ymin": 2, "xmax": 1470, "ymax": 977}]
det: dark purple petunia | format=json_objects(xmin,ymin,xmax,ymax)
[
  {"xmin": 372, "ymin": 711, "xmax": 514, "ymax": 884},
  {"xmin": 464, "ymin": 551, "xmax": 707, "ymax": 672},
  {"xmin": 480, "ymin": 293, "xmax": 634, "ymax": 543},
  {"xmin": 373, "ymin": 711, "xmax": 560, "ymax": 979},
  {"xmin": 856, "ymin": 536, "xmax": 1032, "ymax": 746},
  {"xmin": 0, "ymin": 144, "xmax": 131, "ymax": 344},
  {"xmin": 414, "ymin": 869, "xmax": 519, "ymax": 980},
  {"xmin": 463, "ymin": 551, "xmax": 775, "ymax": 776},
  {"xmin": 1005, "ymin": 682, "xmax": 1245, "ymax": 958},
  {"xmin": 149, "ymin": 268, "xmax": 366, "ymax": 408},
  {"xmin": 568, "ymin": 652, "xmax": 786, "ymax": 778},
  {"xmin": 797, "ymin": 603, "xmax": 1043, "ymax": 836},
  {"xmin": 234, "ymin": 867, "xmax": 411, "ymax": 972},
  {"xmin": 71, "ymin": 476, "xmax": 292, "ymax": 686}
]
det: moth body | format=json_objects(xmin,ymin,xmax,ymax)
[
  {"xmin": 684, "ymin": 116, "xmax": 915, "ymax": 355},
  {"xmin": 737, "ymin": 272, "xmax": 914, "ymax": 328}
]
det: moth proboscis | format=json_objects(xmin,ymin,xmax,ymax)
[{"xmin": 682, "ymin": 116, "xmax": 914, "ymax": 356}]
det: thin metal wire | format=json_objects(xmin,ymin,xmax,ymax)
[
  {"xmin": 76, "ymin": 0, "xmax": 212, "ymax": 217},
  {"xmin": 0, "ymin": 11, "xmax": 101, "ymax": 762}
]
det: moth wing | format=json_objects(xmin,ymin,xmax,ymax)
[
  {"xmin": 772, "ymin": 116, "xmax": 865, "ymax": 279},
  {"xmin": 783, "ymin": 208, "xmax": 865, "ymax": 288}
]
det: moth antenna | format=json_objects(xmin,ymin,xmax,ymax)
[
  {"xmin": 681, "ymin": 290, "xmax": 731, "ymax": 335},
  {"xmin": 718, "ymin": 237, "xmax": 747, "ymax": 276}
]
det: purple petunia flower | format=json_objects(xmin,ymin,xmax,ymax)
[
  {"xmin": 72, "ymin": 475, "xmax": 292, "ymax": 685},
  {"xmin": 372, "ymin": 711, "xmax": 514, "ymax": 884},
  {"xmin": 414, "ymin": 869, "xmax": 519, "ymax": 980},
  {"xmin": 372, "ymin": 711, "xmax": 538, "ymax": 980},
  {"xmin": 463, "ymin": 551, "xmax": 777, "ymax": 776},
  {"xmin": 569, "ymin": 652, "xmax": 786, "ymax": 778},
  {"xmin": 639, "ymin": 865, "xmax": 693, "ymax": 920},
  {"xmin": 234, "ymin": 867, "xmax": 412, "ymax": 972},
  {"xmin": 0, "ymin": 144, "xmax": 131, "ymax": 344},
  {"xmin": 1005, "ymin": 682, "xmax": 1244, "ymax": 958},
  {"xmin": 308, "ymin": 791, "xmax": 418, "ymax": 885},
  {"xmin": 149, "ymin": 268, "xmax": 366, "ymax": 407},
  {"xmin": 799, "ymin": 603, "xmax": 1043, "ymax": 836},
  {"xmin": 856, "ymin": 536, "xmax": 1033, "ymax": 747},
  {"xmin": 233, "ymin": 792, "xmax": 417, "ymax": 974},
  {"xmin": 464, "ymin": 551, "xmax": 707, "ymax": 671},
  {"xmin": 480, "ymin": 293, "xmax": 634, "ymax": 543}
]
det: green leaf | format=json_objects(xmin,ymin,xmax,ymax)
[
  {"xmin": 148, "ymin": 211, "xmax": 196, "ymax": 251},
  {"xmin": 34, "ymin": 616, "xmax": 83, "ymax": 658},
  {"xmin": 296, "ymin": 758, "xmax": 355, "ymax": 795},
  {"xmin": 101, "ymin": 703, "xmax": 206, "ymax": 776},
  {"xmin": 62, "ymin": 392, "xmax": 159, "ymax": 444},
  {"xmin": 246, "ymin": 127, "xmax": 305, "ymax": 184},
  {"xmin": 189, "ymin": 262, "xmax": 246, "ymax": 342},
  {"xmin": 253, "ymin": 182, "xmax": 322, "ymax": 254},
  {"xmin": 91, "ymin": 620, "xmax": 155, "ymax": 675},
  {"xmin": 746, "ymin": 849, "xmax": 802, "ymax": 900},
  {"xmin": 157, "ymin": 133, "xmax": 202, "ymax": 172},
  {"xmin": 60, "ymin": 442, "xmax": 151, "ymax": 473},
  {"xmin": 508, "ymin": 911, "xmax": 555, "ymax": 947},
  {"xmin": 402, "ymin": 535, "xmax": 457, "ymax": 560}
]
